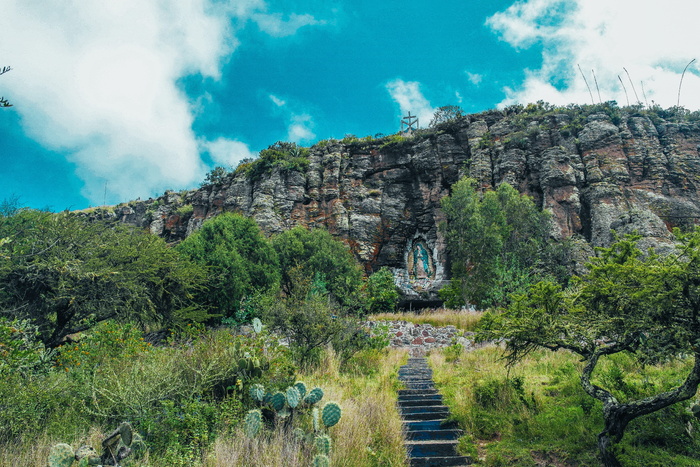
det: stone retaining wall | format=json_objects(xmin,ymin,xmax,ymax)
[{"xmin": 366, "ymin": 320, "xmax": 477, "ymax": 356}]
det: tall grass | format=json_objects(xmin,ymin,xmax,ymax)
[
  {"xmin": 208, "ymin": 348, "xmax": 408, "ymax": 467},
  {"xmin": 429, "ymin": 344, "xmax": 700, "ymax": 466},
  {"xmin": 370, "ymin": 308, "xmax": 482, "ymax": 331},
  {"xmin": 0, "ymin": 328, "xmax": 408, "ymax": 467}
]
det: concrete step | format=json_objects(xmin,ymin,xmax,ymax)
[
  {"xmin": 405, "ymin": 429, "xmax": 462, "ymax": 441},
  {"xmin": 402, "ymin": 410, "xmax": 451, "ymax": 421},
  {"xmin": 399, "ymin": 389, "xmax": 439, "ymax": 396},
  {"xmin": 400, "ymin": 405, "xmax": 450, "ymax": 415},
  {"xmin": 398, "ymin": 393, "xmax": 443, "ymax": 402},
  {"xmin": 409, "ymin": 456, "xmax": 473, "ymax": 466},
  {"xmin": 404, "ymin": 419, "xmax": 459, "ymax": 432},
  {"xmin": 398, "ymin": 397, "xmax": 444, "ymax": 407},
  {"xmin": 406, "ymin": 440, "xmax": 459, "ymax": 457}
]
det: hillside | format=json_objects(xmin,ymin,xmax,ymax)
[{"xmin": 82, "ymin": 103, "xmax": 700, "ymax": 304}]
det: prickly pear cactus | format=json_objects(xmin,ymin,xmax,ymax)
[
  {"xmin": 312, "ymin": 407, "xmax": 320, "ymax": 432},
  {"xmin": 244, "ymin": 409, "xmax": 263, "ymax": 438},
  {"xmin": 293, "ymin": 427, "xmax": 306, "ymax": 441},
  {"xmin": 304, "ymin": 387, "xmax": 324, "ymax": 405},
  {"xmin": 321, "ymin": 402, "xmax": 342, "ymax": 428},
  {"xmin": 250, "ymin": 383, "xmax": 265, "ymax": 402},
  {"xmin": 313, "ymin": 454, "xmax": 330, "ymax": 467},
  {"xmin": 118, "ymin": 422, "xmax": 133, "ymax": 446},
  {"xmin": 315, "ymin": 434, "xmax": 332, "ymax": 456},
  {"xmin": 286, "ymin": 386, "xmax": 301, "ymax": 409},
  {"xmin": 74, "ymin": 445, "xmax": 100, "ymax": 466},
  {"xmin": 294, "ymin": 381, "xmax": 307, "ymax": 398},
  {"xmin": 270, "ymin": 391, "xmax": 286, "ymax": 412},
  {"xmin": 252, "ymin": 317, "xmax": 262, "ymax": 333},
  {"xmin": 48, "ymin": 443, "xmax": 75, "ymax": 467}
]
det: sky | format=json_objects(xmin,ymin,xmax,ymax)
[{"xmin": 1, "ymin": 0, "xmax": 699, "ymax": 211}]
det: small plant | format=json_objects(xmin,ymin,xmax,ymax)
[{"xmin": 49, "ymin": 422, "xmax": 141, "ymax": 467}]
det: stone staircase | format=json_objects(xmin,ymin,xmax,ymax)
[{"xmin": 398, "ymin": 357, "xmax": 472, "ymax": 467}]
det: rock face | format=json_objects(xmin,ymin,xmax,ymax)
[{"xmin": 88, "ymin": 106, "xmax": 700, "ymax": 306}]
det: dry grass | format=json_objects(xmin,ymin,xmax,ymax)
[
  {"xmin": 207, "ymin": 348, "xmax": 409, "ymax": 467},
  {"xmin": 370, "ymin": 308, "xmax": 483, "ymax": 332}
]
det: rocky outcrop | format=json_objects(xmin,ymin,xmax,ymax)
[{"xmin": 84, "ymin": 105, "xmax": 700, "ymax": 305}]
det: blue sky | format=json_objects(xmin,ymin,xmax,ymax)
[{"xmin": 1, "ymin": 0, "xmax": 699, "ymax": 211}]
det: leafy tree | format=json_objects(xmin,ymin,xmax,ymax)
[
  {"xmin": 271, "ymin": 226, "xmax": 363, "ymax": 311},
  {"xmin": 366, "ymin": 267, "xmax": 399, "ymax": 314},
  {"xmin": 177, "ymin": 212, "xmax": 280, "ymax": 321},
  {"xmin": 479, "ymin": 231, "xmax": 700, "ymax": 466},
  {"xmin": 201, "ymin": 166, "xmax": 229, "ymax": 186},
  {"xmin": 244, "ymin": 141, "xmax": 310, "ymax": 181},
  {"xmin": 440, "ymin": 177, "xmax": 565, "ymax": 309},
  {"xmin": 0, "ymin": 65, "xmax": 12, "ymax": 108},
  {"xmin": 429, "ymin": 105, "xmax": 464, "ymax": 127},
  {"xmin": 0, "ymin": 209, "xmax": 208, "ymax": 347}
]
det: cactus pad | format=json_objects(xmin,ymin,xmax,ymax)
[
  {"xmin": 313, "ymin": 454, "xmax": 330, "ymax": 467},
  {"xmin": 270, "ymin": 391, "xmax": 286, "ymax": 411},
  {"xmin": 315, "ymin": 435, "xmax": 332, "ymax": 456},
  {"xmin": 304, "ymin": 387, "xmax": 324, "ymax": 405},
  {"xmin": 322, "ymin": 402, "xmax": 342, "ymax": 428},
  {"xmin": 286, "ymin": 386, "xmax": 301, "ymax": 408},
  {"xmin": 48, "ymin": 443, "xmax": 75, "ymax": 467},
  {"xmin": 118, "ymin": 422, "xmax": 133, "ymax": 446},
  {"xmin": 252, "ymin": 318, "xmax": 262, "ymax": 333},
  {"xmin": 277, "ymin": 406, "xmax": 291, "ymax": 418},
  {"xmin": 294, "ymin": 381, "xmax": 307, "ymax": 398},
  {"xmin": 243, "ymin": 409, "xmax": 263, "ymax": 438},
  {"xmin": 250, "ymin": 383, "xmax": 265, "ymax": 402},
  {"xmin": 312, "ymin": 407, "xmax": 320, "ymax": 432}
]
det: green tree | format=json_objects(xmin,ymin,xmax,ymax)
[
  {"xmin": 201, "ymin": 166, "xmax": 228, "ymax": 186},
  {"xmin": 271, "ymin": 226, "xmax": 363, "ymax": 311},
  {"xmin": 177, "ymin": 212, "xmax": 280, "ymax": 321},
  {"xmin": 479, "ymin": 231, "xmax": 700, "ymax": 466},
  {"xmin": 366, "ymin": 267, "xmax": 399, "ymax": 314},
  {"xmin": 429, "ymin": 105, "xmax": 464, "ymax": 127},
  {"xmin": 0, "ymin": 209, "xmax": 208, "ymax": 347},
  {"xmin": 440, "ymin": 177, "xmax": 564, "ymax": 309}
]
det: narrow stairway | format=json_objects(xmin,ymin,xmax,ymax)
[{"xmin": 398, "ymin": 357, "xmax": 472, "ymax": 467}]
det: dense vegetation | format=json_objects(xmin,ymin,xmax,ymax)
[
  {"xmin": 439, "ymin": 177, "xmax": 571, "ymax": 309},
  {"xmin": 5, "ymin": 101, "xmax": 700, "ymax": 466}
]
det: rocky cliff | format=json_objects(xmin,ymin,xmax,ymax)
[{"xmin": 84, "ymin": 104, "xmax": 700, "ymax": 305}]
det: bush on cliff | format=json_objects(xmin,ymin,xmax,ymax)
[
  {"xmin": 440, "ymin": 177, "xmax": 569, "ymax": 309},
  {"xmin": 177, "ymin": 212, "xmax": 280, "ymax": 322}
]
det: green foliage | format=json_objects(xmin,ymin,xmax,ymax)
[
  {"xmin": 315, "ymin": 434, "xmax": 332, "ymax": 455},
  {"xmin": 321, "ymin": 401, "xmax": 342, "ymax": 428},
  {"xmin": 271, "ymin": 226, "xmax": 364, "ymax": 310},
  {"xmin": 56, "ymin": 320, "xmax": 151, "ymax": 372},
  {"xmin": 202, "ymin": 166, "xmax": 229, "ymax": 186},
  {"xmin": 312, "ymin": 454, "xmax": 330, "ymax": 467},
  {"xmin": 241, "ymin": 141, "xmax": 310, "ymax": 181},
  {"xmin": 243, "ymin": 409, "xmax": 262, "ymax": 438},
  {"xmin": 265, "ymin": 292, "xmax": 347, "ymax": 367},
  {"xmin": 48, "ymin": 443, "xmax": 75, "ymax": 467},
  {"xmin": 174, "ymin": 204, "xmax": 194, "ymax": 217},
  {"xmin": 478, "ymin": 230, "xmax": 700, "ymax": 465},
  {"xmin": 0, "ymin": 209, "xmax": 209, "ymax": 347},
  {"xmin": 366, "ymin": 267, "xmax": 399, "ymax": 314},
  {"xmin": 440, "ymin": 177, "xmax": 568, "ymax": 309},
  {"xmin": 0, "ymin": 317, "xmax": 48, "ymax": 376},
  {"xmin": 430, "ymin": 105, "xmax": 465, "ymax": 127},
  {"xmin": 177, "ymin": 212, "xmax": 280, "ymax": 321},
  {"xmin": 305, "ymin": 387, "xmax": 324, "ymax": 406}
]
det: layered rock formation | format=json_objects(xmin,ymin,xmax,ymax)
[{"xmin": 87, "ymin": 105, "xmax": 700, "ymax": 305}]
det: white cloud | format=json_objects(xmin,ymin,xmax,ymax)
[
  {"xmin": 269, "ymin": 94, "xmax": 287, "ymax": 107},
  {"xmin": 0, "ymin": 0, "xmax": 325, "ymax": 205},
  {"xmin": 201, "ymin": 138, "xmax": 256, "ymax": 168},
  {"xmin": 253, "ymin": 12, "xmax": 324, "ymax": 37},
  {"xmin": 287, "ymin": 114, "xmax": 315, "ymax": 143},
  {"xmin": 466, "ymin": 72, "xmax": 483, "ymax": 86},
  {"xmin": 386, "ymin": 79, "xmax": 435, "ymax": 130},
  {"xmin": 487, "ymin": 0, "xmax": 700, "ymax": 109}
]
